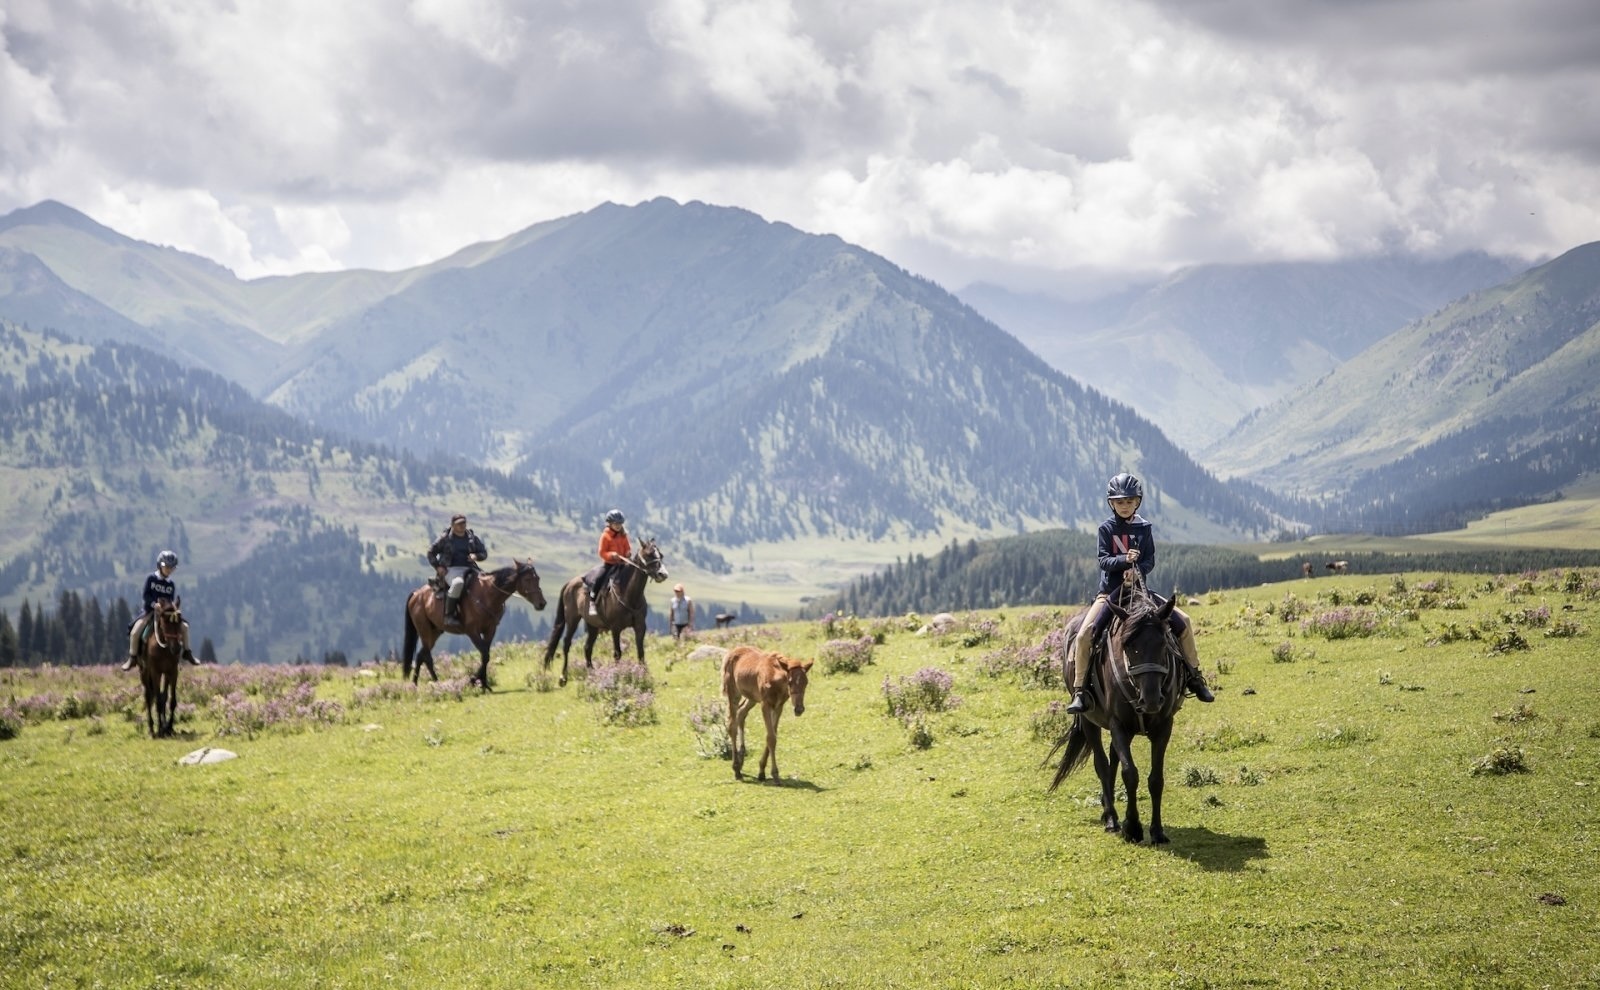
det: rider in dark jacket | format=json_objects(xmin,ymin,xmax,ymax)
[
  {"xmin": 1065, "ymin": 473, "xmax": 1214, "ymax": 713},
  {"xmin": 428, "ymin": 514, "xmax": 488, "ymax": 621},
  {"xmin": 121, "ymin": 550, "xmax": 199, "ymax": 669}
]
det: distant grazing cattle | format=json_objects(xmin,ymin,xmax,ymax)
[
  {"xmin": 1302, "ymin": 561, "xmax": 1314, "ymax": 578},
  {"xmin": 714, "ymin": 613, "xmax": 737, "ymax": 628},
  {"xmin": 723, "ymin": 645, "xmax": 814, "ymax": 782},
  {"xmin": 1326, "ymin": 560, "xmax": 1349, "ymax": 574}
]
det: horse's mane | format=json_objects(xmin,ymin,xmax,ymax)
[{"xmin": 1114, "ymin": 589, "xmax": 1179, "ymax": 653}]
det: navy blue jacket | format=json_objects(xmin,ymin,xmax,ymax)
[
  {"xmin": 1095, "ymin": 513, "xmax": 1155, "ymax": 603},
  {"xmin": 141, "ymin": 571, "xmax": 177, "ymax": 613}
]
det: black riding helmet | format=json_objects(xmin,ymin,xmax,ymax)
[
  {"xmin": 605, "ymin": 509, "xmax": 625, "ymax": 525},
  {"xmin": 1105, "ymin": 473, "xmax": 1143, "ymax": 501}
]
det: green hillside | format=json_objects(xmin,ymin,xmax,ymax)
[{"xmin": 1211, "ymin": 242, "xmax": 1600, "ymax": 495}]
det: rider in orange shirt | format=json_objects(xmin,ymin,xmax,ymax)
[{"xmin": 585, "ymin": 509, "xmax": 631, "ymax": 616}]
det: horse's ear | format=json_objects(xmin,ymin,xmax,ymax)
[
  {"xmin": 1107, "ymin": 602, "xmax": 1128, "ymax": 621},
  {"xmin": 1157, "ymin": 596, "xmax": 1177, "ymax": 620}
]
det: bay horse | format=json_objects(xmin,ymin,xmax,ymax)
[
  {"xmin": 138, "ymin": 599, "xmax": 185, "ymax": 738},
  {"xmin": 402, "ymin": 558, "xmax": 547, "ymax": 690},
  {"xmin": 542, "ymin": 538, "xmax": 668, "ymax": 687},
  {"xmin": 723, "ymin": 645, "xmax": 813, "ymax": 782},
  {"xmin": 1046, "ymin": 585, "xmax": 1188, "ymax": 844}
]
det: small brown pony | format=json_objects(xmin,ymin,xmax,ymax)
[
  {"xmin": 543, "ymin": 538, "xmax": 668, "ymax": 686},
  {"xmin": 138, "ymin": 599, "xmax": 185, "ymax": 738},
  {"xmin": 723, "ymin": 645, "xmax": 814, "ymax": 782},
  {"xmin": 403, "ymin": 559, "xmax": 547, "ymax": 690}
]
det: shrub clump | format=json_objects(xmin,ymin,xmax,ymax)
[
  {"xmin": 211, "ymin": 681, "xmax": 345, "ymax": 739},
  {"xmin": 818, "ymin": 637, "xmax": 876, "ymax": 674},
  {"xmin": 977, "ymin": 625, "xmax": 1067, "ymax": 690},
  {"xmin": 883, "ymin": 667, "xmax": 962, "ymax": 720},
  {"xmin": 1301, "ymin": 607, "xmax": 1381, "ymax": 639},
  {"xmin": 686, "ymin": 696, "xmax": 731, "ymax": 759},
  {"xmin": 581, "ymin": 662, "xmax": 658, "ymax": 727},
  {"xmin": 1470, "ymin": 746, "xmax": 1530, "ymax": 776},
  {"xmin": 0, "ymin": 706, "xmax": 22, "ymax": 740}
]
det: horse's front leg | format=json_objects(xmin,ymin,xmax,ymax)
[
  {"xmin": 760, "ymin": 704, "xmax": 782, "ymax": 782},
  {"xmin": 143, "ymin": 679, "xmax": 157, "ymax": 739},
  {"xmin": 1108, "ymin": 723, "xmax": 1144, "ymax": 844},
  {"xmin": 634, "ymin": 622, "xmax": 647, "ymax": 664},
  {"xmin": 472, "ymin": 635, "xmax": 493, "ymax": 692},
  {"xmin": 1147, "ymin": 720, "xmax": 1173, "ymax": 845},
  {"xmin": 583, "ymin": 627, "xmax": 601, "ymax": 671}
]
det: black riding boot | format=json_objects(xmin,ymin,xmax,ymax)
[
  {"xmin": 1186, "ymin": 666, "xmax": 1215, "ymax": 702},
  {"xmin": 1065, "ymin": 688, "xmax": 1090, "ymax": 714},
  {"xmin": 586, "ymin": 583, "xmax": 599, "ymax": 616},
  {"xmin": 445, "ymin": 595, "xmax": 460, "ymax": 623}
]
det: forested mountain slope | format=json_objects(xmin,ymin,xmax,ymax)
[
  {"xmin": 0, "ymin": 322, "xmax": 566, "ymax": 663},
  {"xmin": 1208, "ymin": 241, "xmax": 1600, "ymax": 521}
]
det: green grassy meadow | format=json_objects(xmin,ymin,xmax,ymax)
[{"xmin": 3, "ymin": 571, "xmax": 1598, "ymax": 989}]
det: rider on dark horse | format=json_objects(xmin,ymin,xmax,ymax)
[
  {"xmin": 428, "ymin": 513, "xmax": 488, "ymax": 622},
  {"xmin": 584, "ymin": 509, "xmax": 630, "ymax": 617},
  {"xmin": 121, "ymin": 550, "xmax": 199, "ymax": 670},
  {"xmin": 1066, "ymin": 473, "xmax": 1215, "ymax": 714}
]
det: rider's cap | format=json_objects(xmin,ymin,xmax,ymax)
[
  {"xmin": 451, "ymin": 513, "xmax": 467, "ymax": 524},
  {"xmin": 674, "ymin": 583, "xmax": 684, "ymax": 593}
]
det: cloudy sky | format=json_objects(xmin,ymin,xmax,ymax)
[{"xmin": 2, "ymin": 0, "xmax": 1597, "ymax": 294}]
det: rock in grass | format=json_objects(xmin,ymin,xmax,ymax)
[{"xmin": 178, "ymin": 747, "xmax": 237, "ymax": 766}]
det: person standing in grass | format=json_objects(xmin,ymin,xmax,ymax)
[
  {"xmin": 668, "ymin": 583, "xmax": 695, "ymax": 640},
  {"xmin": 121, "ymin": 550, "xmax": 198, "ymax": 669},
  {"xmin": 1065, "ymin": 473, "xmax": 1215, "ymax": 713}
]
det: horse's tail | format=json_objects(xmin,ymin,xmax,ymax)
[
  {"xmin": 1045, "ymin": 715, "xmax": 1092, "ymax": 792},
  {"xmin": 402, "ymin": 600, "xmax": 418, "ymax": 678}
]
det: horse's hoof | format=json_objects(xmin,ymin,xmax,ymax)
[
  {"xmin": 1122, "ymin": 829, "xmax": 1144, "ymax": 844},
  {"xmin": 1151, "ymin": 831, "xmax": 1170, "ymax": 846},
  {"xmin": 1104, "ymin": 822, "xmax": 1121, "ymax": 834},
  {"xmin": 558, "ymin": 677, "xmax": 567, "ymax": 687}
]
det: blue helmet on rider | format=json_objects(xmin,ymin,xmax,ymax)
[
  {"xmin": 157, "ymin": 550, "xmax": 179, "ymax": 568},
  {"xmin": 1105, "ymin": 473, "xmax": 1143, "ymax": 502},
  {"xmin": 605, "ymin": 509, "xmax": 626, "ymax": 526}
]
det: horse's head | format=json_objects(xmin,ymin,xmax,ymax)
[
  {"xmin": 513, "ymin": 558, "xmax": 547, "ymax": 610},
  {"xmin": 777, "ymin": 654, "xmax": 815, "ymax": 716},
  {"xmin": 636, "ymin": 539, "xmax": 669, "ymax": 584},
  {"xmin": 1108, "ymin": 594, "xmax": 1178, "ymax": 715}
]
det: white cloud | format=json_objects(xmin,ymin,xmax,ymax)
[{"xmin": 1, "ymin": 0, "xmax": 1595, "ymax": 286}]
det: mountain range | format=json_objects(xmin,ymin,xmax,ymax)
[
  {"xmin": 959, "ymin": 252, "xmax": 1526, "ymax": 451},
  {"xmin": 2, "ymin": 196, "xmax": 1598, "ymax": 658},
  {"xmin": 0, "ymin": 198, "xmax": 1281, "ymax": 547}
]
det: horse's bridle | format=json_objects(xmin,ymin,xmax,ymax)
[{"xmin": 151, "ymin": 606, "xmax": 180, "ymax": 650}]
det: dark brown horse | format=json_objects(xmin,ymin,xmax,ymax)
[
  {"xmin": 543, "ymin": 538, "xmax": 668, "ymax": 686},
  {"xmin": 138, "ymin": 599, "xmax": 185, "ymax": 738},
  {"xmin": 403, "ymin": 558, "xmax": 547, "ymax": 690},
  {"xmin": 1046, "ymin": 587, "xmax": 1188, "ymax": 844}
]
